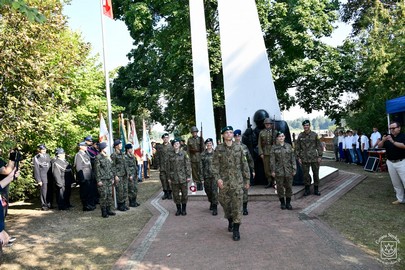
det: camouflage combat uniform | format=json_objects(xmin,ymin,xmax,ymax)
[
  {"xmin": 270, "ymin": 142, "xmax": 296, "ymax": 198},
  {"xmin": 95, "ymin": 154, "xmax": 114, "ymax": 210},
  {"xmin": 187, "ymin": 136, "xmax": 203, "ymax": 185},
  {"xmin": 111, "ymin": 150, "xmax": 128, "ymax": 207},
  {"xmin": 295, "ymin": 131, "xmax": 323, "ymax": 186},
  {"xmin": 212, "ymin": 143, "xmax": 250, "ymax": 224},
  {"xmin": 156, "ymin": 143, "xmax": 173, "ymax": 192},
  {"xmin": 169, "ymin": 149, "xmax": 191, "ymax": 204},
  {"xmin": 125, "ymin": 152, "xmax": 139, "ymax": 206},
  {"xmin": 240, "ymin": 143, "xmax": 254, "ymax": 204},
  {"xmin": 200, "ymin": 149, "xmax": 218, "ymax": 206},
  {"xmin": 258, "ymin": 128, "xmax": 275, "ymax": 183}
]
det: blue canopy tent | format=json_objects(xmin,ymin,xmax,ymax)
[{"xmin": 386, "ymin": 96, "xmax": 405, "ymax": 131}]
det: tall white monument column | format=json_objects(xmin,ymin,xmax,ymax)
[{"xmin": 217, "ymin": 0, "xmax": 281, "ymax": 130}]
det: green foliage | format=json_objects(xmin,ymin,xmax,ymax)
[
  {"xmin": 286, "ymin": 116, "xmax": 335, "ymax": 130},
  {"xmin": 0, "ymin": 0, "xmax": 46, "ymax": 22}
]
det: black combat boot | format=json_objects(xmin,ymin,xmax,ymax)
[
  {"xmin": 101, "ymin": 207, "xmax": 108, "ymax": 218},
  {"xmin": 209, "ymin": 203, "xmax": 213, "ymax": 210},
  {"xmin": 286, "ymin": 198, "xmax": 293, "ymax": 210},
  {"xmin": 304, "ymin": 185, "xmax": 311, "ymax": 196},
  {"xmin": 133, "ymin": 196, "xmax": 140, "ymax": 207},
  {"xmin": 228, "ymin": 218, "xmax": 233, "ymax": 232},
  {"xmin": 167, "ymin": 190, "xmax": 173, "ymax": 200},
  {"xmin": 314, "ymin": 186, "xmax": 321, "ymax": 196},
  {"xmin": 279, "ymin": 198, "xmax": 286, "ymax": 210},
  {"xmin": 124, "ymin": 202, "xmax": 130, "ymax": 210},
  {"xmin": 129, "ymin": 199, "xmax": 136, "ymax": 207},
  {"xmin": 232, "ymin": 223, "xmax": 240, "ymax": 241},
  {"xmin": 212, "ymin": 204, "xmax": 218, "ymax": 216},
  {"xmin": 243, "ymin": 202, "xmax": 249, "ymax": 215},
  {"xmin": 162, "ymin": 190, "xmax": 168, "ymax": 200},
  {"xmin": 118, "ymin": 203, "xmax": 126, "ymax": 211},
  {"xmin": 107, "ymin": 207, "xmax": 116, "ymax": 216},
  {"xmin": 175, "ymin": 204, "xmax": 181, "ymax": 216},
  {"xmin": 181, "ymin": 203, "xmax": 187, "ymax": 216}
]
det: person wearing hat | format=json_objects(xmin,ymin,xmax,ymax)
[
  {"xmin": 234, "ymin": 129, "xmax": 255, "ymax": 215},
  {"xmin": 95, "ymin": 142, "xmax": 116, "ymax": 217},
  {"xmin": 258, "ymin": 118, "xmax": 277, "ymax": 189},
  {"xmin": 74, "ymin": 141, "xmax": 95, "ymax": 211},
  {"xmin": 111, "ymin": 139, "xmax": 129, "ymax": 211},
  {"xmin": 124, "ymin": 143, "xmax": 140, "ymax": 207},
  {"xmin": 168, "ymin": 138, "xmax": 191, "ymax": 216},
  {"xmin": 270, "ymin": 132, "xmax": 296, "ymax": 210},
  {"xmin": 212, "ymin": 126, "xmax": 250, "ymax": 241},
  {"xmin": 200, "ymin": 138, "xmax": 218, "ymax": 215},
  {"xmin": 187, "ymin": 126, "xmax": 204, "ymax": 191},
  {"xmin": 33, "ymin": 144, "xmax": 52, "ymax": 210},
  {"xmin": 295, "ymin": 120, "xmax": 323, "ymax": 196},
  {"xmin": 52, "ymin": 148, "xmax": 74, "ymax": 210},
  {"xmin": 155, "ymin": 133, "xmax": 173, "ymax": 200}
]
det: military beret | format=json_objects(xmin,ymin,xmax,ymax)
[
  {"xmin": 37, "ymin": 144, "xmax": 46, "ymax": 150},
  {"xmin": 84, "ymin": 135, "xmax": 93, "ymax": 142},
  {"xmin": 302, "ymin": 120, "xmax": 311, "ymax": 126},
  {"xmin": 205, "ymin": 138, "xmax": 213, "ymax": 144},
  {"xmin": 276, "ymin": 131, "xmax": 285, "ymax": 137},
  {"xmin": 221, "ymin": 126, "xmax": 233, "ymax": 134},
  {"xmin": 99, "ymin": 142, "xmax": 108, "ymax": 150},
  {"xmin": 125, "ymin": 143, "xmax": 133, "ymax": 150},
  {"xmin": 78, "ymin": 141, "xmax": 87, "ymax": 147},
  {"xmin": 233, "ymin": 129, "xmax": 242, "ymax": 136},
  {"xmin": 55, "ymin": 148, "xmax": 65, "ymax": 155},
  {"xmin": 113, "ymin": 139, "xmax": 122, "ymax": 147},
  {"xmin": 171, "ymin": 138, "xmax": 181, "ymax": 146},
  {"xmin": 161, "ymin": 133, "xmax": 169, "ymax": 139}
]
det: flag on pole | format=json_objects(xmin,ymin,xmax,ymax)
[
  {"xmin": 99, "ymin": 113, "xmax": 111, "ymax": 155},
  {"xmin": 103, "ymin": 0, "xmax": 113, "ymax": 19},
  {"xmin": 119, "ymin": 114, "xmax": 127, "ymax": 153},
  {"xmin": 129, "ymin": 118, "xmax": 142, "ymax": 158},
  {"xmin": 142, "ymin": 119, "xmax": 153, "ymax": 160}
]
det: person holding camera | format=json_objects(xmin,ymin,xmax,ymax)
[
  {"xmin": 378, "ymin": 122, "xmax": 405, "ymax": 205},
  {"xmin": 0, "ymin": 168, "xmax": 19, "ymax": 247}
]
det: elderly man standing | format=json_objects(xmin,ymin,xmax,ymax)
[
  {"xmin": 295, "ymin": 120, "xmax": 323, "ymax": 196},
  {"xmin": 258, "ymin": 118, "xmax": 276, "ymax": 188},
  {"xmin": 213, "ymin": 126, "xmax": 250, "ymax": 241},
  {"xmin": 187, "ymin": 126, "xmax": 204, "ymax": 191},
  {"xmin": 33, "ymin": 144, "xmax": 52, "ymax": 210},
  {"xmin": 378, "ymin": 122, "xmax": 405, "ymax": 205}
]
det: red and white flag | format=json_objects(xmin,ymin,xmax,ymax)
[
  {"xmin": 129, "ymin": 119, "xmax": 142, "ymax": 158},
  {"xmin": 99, "ymin": 114, "xmax": 111, "ymax": 155},
  {"xmin": 103, "ymin": 0, "xmax": 113, "ymax": 19}
]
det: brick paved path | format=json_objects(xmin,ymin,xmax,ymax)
[{"xmin": 114, "ymin": 170, "xmax": 383, "ymax": 270}]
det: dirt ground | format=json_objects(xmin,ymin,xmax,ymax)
[{"xmin": 0, "ymin": 170, "xmax": 161, "ymax": 270}]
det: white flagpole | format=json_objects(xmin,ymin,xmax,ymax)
[{"xmin": 100, "ymin": 0, "xmax": 114, "ymax": 154}]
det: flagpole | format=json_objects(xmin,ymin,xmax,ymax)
[{"xmin": 100, "ymin": 0, "xmax": 114, "ymax": 153}]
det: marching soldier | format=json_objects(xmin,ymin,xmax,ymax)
[
  {"xmin": 33, "ymin": 144, "xmax": 52, "ymax": 210},
  {"xmin": 295, "ymin": 120, "xmax": 323, "ymax": 196},
  {"xmin": 156, "ymin": 133, "xmax": 173, "ymax": 200},
  {"xmin": 52, "ymin": 148, "xmax": 74, "ymax": 210},
  {"xmin": 95, "ymin": 142, "xmax": 116, "ymax": 218},
  {"xmin": 258, "ymin": 118, "xmax": 276, "ymax": 188},
  {"xmin": 187, "ymin": 126, "xmax": 204, "ymax": 190},
  {"xmin": 111, "ymin": 139, "xmax": 128, "ymax": 211},
  {"xmin": 234, "ymin": 129, "xmax": 255, "ymax": 215},
  {"xmin": 125, "ymin": 144, "xmax": 140, "ymax": 207},
  {"xmin": 270, "ymin": 132, "xmax": 296, "ymax": 210},
  {"xmin": 212, "ymin": 126, "xmax": 250, "ymax": 241},
  {"xmin": 169, "ymin": 139, "xmax": 191, "ymax": 216},
  {"xmin": 200, "ymin": 138, "xmax": 218, "ymax": 215},
  {"xmin": 74, "ymin": 142, "xmax": 95, "ymax": 211}
]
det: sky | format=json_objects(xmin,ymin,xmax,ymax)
[{"xmin": 63, "ymin": 0, "xmax": 352, "ymax": 121}]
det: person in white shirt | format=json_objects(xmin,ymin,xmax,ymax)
[
  {"xmin": 370, "ymin": 127, "xmax": 381, "ymax": 149},
  {"xmin": 353, "ymin": 130, "xmax": 362, "ymax": 165},
  {"xmin": 344, "ymin": 130, "xmax": 356, "ymax": 164},
  {"xmin": 360, "ymin": 131, "xmax": 370, "ymax": 166}
]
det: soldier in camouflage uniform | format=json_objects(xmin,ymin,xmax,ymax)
[
  {"xmin": 187, "ymin": 126, "xmax": 204, "ymax": 191},
  {"xmin": 212, "ymin": 126, "xmax": 250, "ymax": 241},
  {"xmin": 125, "ymin": 144, "xmax": 140, "ymax": 207},
  {"xmin": 258, "ymin": 118, "xmax": 276, "ymax": 188},
  {"xmin": 200, "ymin": 138, "xmax": 218, "ymax": 215},
  {"xmin": 234, "ymin": 129, "xmax": 255, "ymax": 215},
  {"xmin": 95, "ymin": 142, "xmax": 116, "ymax": 218},
  {"xmin": 111, "ymin": 139, "xmax": 129, "ymax": 211},
  {"xmin": 295, "ymin": 120, "xmax": 323, "ymax": 196},
  {"xmin": 156, "ymin": 133, "xmax": 173, "ymax": 200},
  {"xmin": 169, "ymin": 139, "xmax": 191, "ymax": 216},
  {"xmin": 270, "ymin": 132, "xmax": 297, "ymax": 210}
]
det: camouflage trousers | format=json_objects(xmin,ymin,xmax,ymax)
[
  {"xmin": 263, "ymin": 155, "xmax": 271, "ymax": 183},
  {"xmin": 203, "ymin": 176, "xmax": 218, "ymax": 205},
  {"xmin": 116, "ymin": 176, "xmax": 128, "ymax": 204},
  {"xmin": 159, "ymin": 171, "xmax": 171, "ymax": 191},
  {"xmin": 302, "ymin": 162, "xmax": 320, "ymax": 186},
  {"xmin": 275, "ymin": 176, "xmax": 293, "ymax": 198},
  {"xmin": 218, "ymin": 185, "xmax": 243, "ymax": 224},
  {"xmin": 128, "ymin": 176, "xmax": 138, "ymax": 200},
  {"xmin": 172, "ymin": 182, "xmax": 188, "ymax": 204},
  {"xmin": 97, "ymin": 182, "xmax": 113, "ymax": 209},
  {"xmin": 191, "ymin": 162, "xmax": 201, "ymax": 184},
  {"xmin": 242, "ymin": 186, "xmax": 248, "ymax": 203}
]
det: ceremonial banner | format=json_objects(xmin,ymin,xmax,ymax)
[
  {"xmin": 119, "ymin": 115, "xmax": 127, "ymax": 153},
  {"xmin": 129, "ymin": 119, "xmax": 142, "ymax": 158},
  {"xmin": 103, "ymin": 0, "xmax": 113, "ymax": 19},
  {"xmin": 99, "ymin": 114, "xmax": 111, "ymax": 155},
  {"xmin": 142, "ymin": 119, "xmax": 153, "ymax": 159}
]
